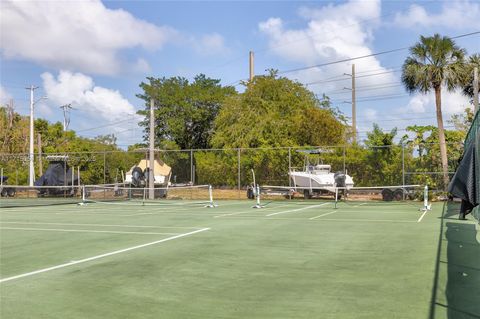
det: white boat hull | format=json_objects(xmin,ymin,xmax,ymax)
[{"xmin": 289, "ymin": 171, "xmax": 354, "ymax": 194}]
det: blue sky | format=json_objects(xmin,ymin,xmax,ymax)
[{"xmin": 1, "ymin": 0, "xmax": 479, "ymax": 148}]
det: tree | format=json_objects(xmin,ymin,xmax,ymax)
[
  {"xmin": 212, "ymin": 70, "xmax": 345, "ymax": 148},
  {"xmin": 137, "ymin": 74, "xmax": 236, "ymax": 150},
  {"xmin": 461, "ymin": 54, "xmax": 480, "ymax": 99},
  {"xmin": 402, "ymin": 34, "xmax": 466, "ymax": 189}
]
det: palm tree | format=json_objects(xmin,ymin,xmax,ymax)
[
  {"xmin": 461, "ymin": 54, "xmax": 480, "ymax": 99},
  {"xmin": 402, "ymin": 34, "xmax": 466, "ymax": 189}
]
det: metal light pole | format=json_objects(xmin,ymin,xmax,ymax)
[
  {"xmin": 149, "ymin": 98, "xmax": 155, "ymax": 199},
  {"xmin": 27, "ymin": 86, "xmax": 38, "ymax": 186}
]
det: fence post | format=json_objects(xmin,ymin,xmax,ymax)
[
  {"xmin": 237, "ymin": 148, "xmax": 241, "ymax": 193},
  {"xmin": 103, "ymin": 150, "xmax": 106, "ymax": 185},
  {"xmin": 288, "ymin": 147, "xmax": 291, "ymax": 186},
  {"xmin": 190, "ymin": 149, "xmax": 193, "ymax": 184},
  {"xmin": 402, "ymin": 143, "xmax": 405, "ymax": 199}
]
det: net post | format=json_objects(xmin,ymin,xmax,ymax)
[
  {"xmin": 205, "ymin": 185, "xmax": 217, "ymax": 208},
  {"xmin": 252, "ymin": 184, "xmax": 263, "ymax": 208},
  {"xmin": 422, "ymin": 185, "xmax": 431, "ymax": 211},
  {"xmin": 78, "ymin": 185, "xmax": 86, "ymax": 206},
  {"xmin": 334, "ymin": 186, "xmax": 338, "ymax": 209}
]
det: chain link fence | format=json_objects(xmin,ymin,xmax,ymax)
[{"xmin": 1, "ymin": 142, "xmax": 465, "ymax": 199}]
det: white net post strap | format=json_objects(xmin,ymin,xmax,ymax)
[
  {"xmin": 253, "ymin": 184, "xmax": 263, "ymax": 208},
  {"xmin": 79, "ymin": 185, "xmax": 87, "ymax": 206},
  {"xmin": 423, "ymin": 185, "xmax": 432, "ymax": 211},
  {"xmin": 205, "ymin": 185, "xmax": 217, "ymax": 208}
]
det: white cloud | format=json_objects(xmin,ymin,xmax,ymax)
[
  {"xmin": 258, "ymin": 0, "xmax": 397, "ymax": 97},
  {"xmin": 364, "ymin": 108, "xmax": 378, "ymax": 121},
  {"xmin": 190, "ymin": 33, "xmax": 229, "ymax": 56},
  {"xmin": 40, "ymin": 71, "xmax": 142, "ymax": 138},
  {"xmin": 394, "ymin": 1, "xmax": 480, "ymax": 29},
  {"xmin": 0, "ymin": 0, "xmax": 175, "ymax": 75},
  {"xmin": 0, "ymin": 85, "xmax": 12, "ymax": 104},
  {"xmin": 405, "ymin": 89, "xmax": 471, "ymax": 116}
]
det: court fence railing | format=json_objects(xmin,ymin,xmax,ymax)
[{"xmin": 0, "ymin": 142, "xmax": 465, "ymax": 200}]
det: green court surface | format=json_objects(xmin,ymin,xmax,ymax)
[{"xmin": 0, "ymin": 200, "xmax": 478, "ymax": 318}]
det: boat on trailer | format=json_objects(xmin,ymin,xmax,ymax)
[{"xmin": 289, "ymin": 149, "xmax": 354, "ymax": 199}]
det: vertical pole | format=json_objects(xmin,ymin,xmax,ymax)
[
  {"xmin": 103, "ymin": 151, "xmax": 106, "ymax": 185},
  {"xmin": 288, "ymin": 147, "xmax": 291, "ymax": 186},
  {"xmin": 237, "ymin": 148, "xmax": 241, "ymax": 193},
  {"xmin": 1, "ymin": 168, "xmax": 3, "ymax": 187},
  {"xmin": 249, "ymin": 51, "xmax": 254, "ymax": 82},
  {"xmin": 149, "ymin": 98, "xmax": 155, "ymax": 199},
  {"xmin": 77, "ymin": 166, "xmax": 80, "ymax": 187},
  {"xmin": 37, "ymin": 133, "xmax": 43, "ymax": 177},
  {"xmin": 343, "ymin": 145, "xmax": 346, "ymax": 173},
  {"xmin": 27, "ymin": 85, "xmax": 37, "ymax": 186},
  {"xmin": 402, "ymin": 143, "xmax": 405, "ymax": 200},
  {"xmin": 351, "ymin": 64, "xmax": 356, "ymax": 143},
  {"xmin": 190, "ymin": 149, "xmax": 193, "ymax": 184},
  {"xmin": 474, "ymin": 66, "xmax": 479, "ymax": 114}
]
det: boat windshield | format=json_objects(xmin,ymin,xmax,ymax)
[{"xmin": 306, "ymin": 164, "xmax": 331, "ymax": 174}]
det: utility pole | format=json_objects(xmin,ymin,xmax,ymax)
[
  {"xmin": 26, "ymin": 85, "xmax": 38, "ymax": 186},
  {"xmin": 351, "ymin": 64, "xmax": 356, "ymax": 143},
  {"xmin": 344, "ymin": 64, "xmax": 356, "ymax": 143},
  {"xmin": 249, "ymin": 51, "xmax": 254, "ymax": 82},
  {"xmin": 148, "ymin": 98, "xmax": 155, "ymax": 200},
  {"xmin": 60, "ymin": 104, "xmax": 72, "ymax": 131},
  {"xmin": 474, "ymin": 66, "xmax": 479, "ymax": 114},
  {"xmin": 38, "ymin": 134, "xmax": 43, "ymax": 176}
]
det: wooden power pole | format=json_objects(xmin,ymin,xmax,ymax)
[
  {"xmin": 351, "ymin": 64, "xmax": 356, "ymax": 143},
  {"xmin": 249, "ymin": 51, "xmax": 254, "ymax": 81}
]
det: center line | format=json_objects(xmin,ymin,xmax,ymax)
[
  {"xmin": 309, "ymin": 210, "xmax": 338, "ymax": 220},
  {"xmin": 417, "ymin": 209, "xmax": 428, "ymax": 222}
]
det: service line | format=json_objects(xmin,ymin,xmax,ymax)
[
  {"xmin": 309, "ymin": 210, "xmax": 338, "ymax": 220},
  {"xmin": 266, "ymin": 202, "xmax": 330, "ymax": 217}
]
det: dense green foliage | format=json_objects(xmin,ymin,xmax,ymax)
[
  {"xmin": 212, "ymin": 71, "xmax": 345, "ymax": 148},
  {"xmin": 0, "ymin": 107, "xmax": 142, "ymax": 185},
  {"xmin": 137, "ymin": 74, "xmax": 237, "ymax": 150}
]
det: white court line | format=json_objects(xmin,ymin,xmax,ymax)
[
  {"xmin": 0, "ymin": 227, "xmax": 178, "ymax": 235},
  {"xmin": 0, "ymin": 227, "xmax": 210, "ymax": 283},
  {"xmin": 214, "ymin": 216, "xmax": 417, "ymax": 223},
  {"xmin": 266, "ymin": 203, "xmax": 330, "ymax": 217},
  {"xmin": 0, "ymin": 222, "xmax": 202, "ymax": 229},
  {"xmin": 320, "ymin": 218, "xmax": 416, "ymax": 223},
  {"xmin": 309, "ymin": 211, "xmax": 338, "ymax": 220},
  {"xmin": 417, "ymin": 210, "xmax": 428, "ymax": 223},
  {"xmin": 214, "ymin": 211, "xmax": 251, "ymax": 218},
  {"xmin": 213, "ymin": 203, "xmax": 293, "ymax": 218},
  {"xmin": 353, "ymin": 203, "xmax": 368, "ymax": 208}
]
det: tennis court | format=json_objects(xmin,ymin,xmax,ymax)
[{"xmin": 0, "ymin": 197, "xmax": 478, "ymax": 318}]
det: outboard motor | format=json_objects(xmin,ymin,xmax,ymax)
[
  {"xmin": 131, "ymin": 166, "xmax": 145, "ymax": 187},
  {"xmin": 334, "ymin": 171, "xmax": 347, "ymax": 199},
  {"xmin": 334, "ymin": 172, "xmax": 346, "ymax": 188}
]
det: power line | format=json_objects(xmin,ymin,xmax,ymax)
[
  {"xmin": 306, "ymin": 69, "xmax": 401, "ymax": 86},
  {"xmin": 323, "ymin": 83, "xmax": 403, "ymax": 95},
  {"xmin": 330, "ymin": 93, "xmax": 409, "ymax": 103},
  {"xmin": 276, "ymin": 31, "xmax": 480, "ymax": 75}
]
